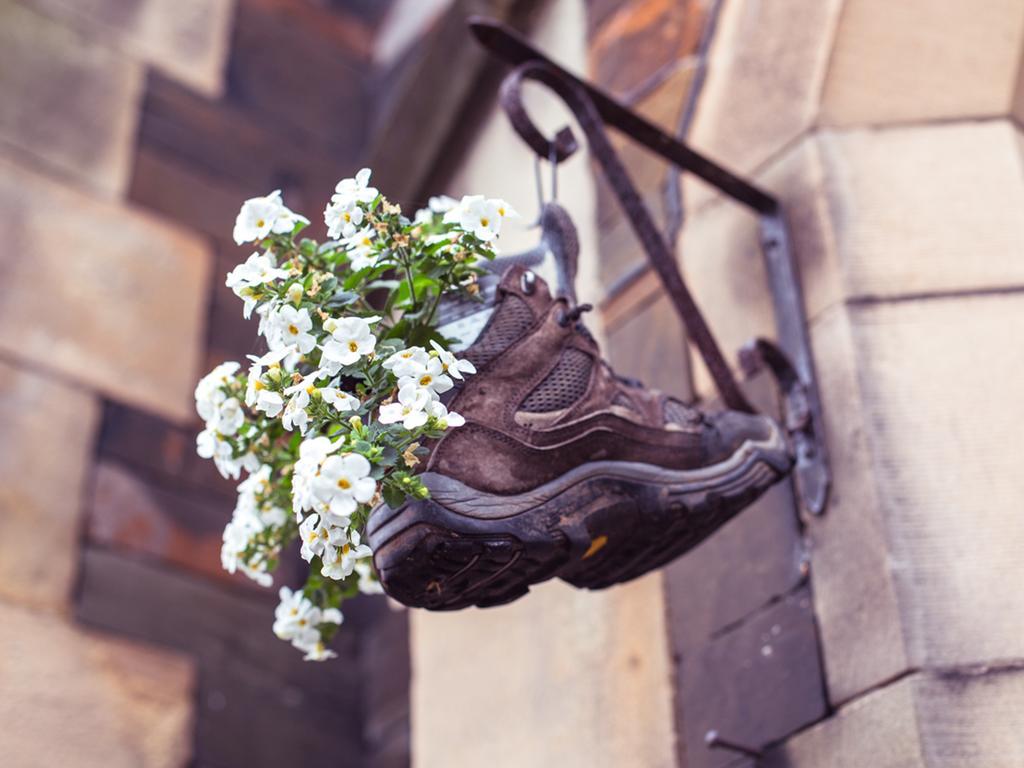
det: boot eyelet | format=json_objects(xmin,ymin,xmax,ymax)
[{"xmin": 520, "ymin": 270, "xmax": 536, "ymax": 295}]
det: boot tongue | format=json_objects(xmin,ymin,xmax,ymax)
[{"xmin": 436, "ymin": 202, "xmax": 580, "ymax": 351}]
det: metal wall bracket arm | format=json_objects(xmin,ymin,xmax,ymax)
[{"xmin": 470, "ymin": 18, "xmax": 830, "ymax": 515}]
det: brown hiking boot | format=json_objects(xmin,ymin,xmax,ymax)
[{"xmin": 367, "ymin": 209, "xmax": 792, "ymax": 611}]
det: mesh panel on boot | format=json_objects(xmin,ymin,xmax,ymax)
[
  {"xmin": 663, "ymin": 398, "xmax": 700, "ymax": 426},
  {"xmin": 464, "ymin": 295, "xmax": 535, "ymax": 369},
  {"xmin": 519, "ymin": 349, "xmax": 593, "ymax": 412},
  {"xmin": 612, "ymin": 393, "xmax": 639, "ymax": 413}
]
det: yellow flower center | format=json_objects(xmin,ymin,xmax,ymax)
[
  {"xmin": 254, "ymin": 380, "xmax": 264, "ymax": 391},
  {"xmin": 256, "ymin": 218, "xmax": 266, "ymax": 228},
  {"xmin": 342, "ymin": 544, "xmax": 350, "ymax": 555},
  {"xmin": 337, "ymin": 478, "xmax": 351, "ymax": 490},
  {"xmin": 288, "ymin": 324, "xmax": 299, "ymax": 335},
  {"xmin": 343, "ymin": 211, "xmax": 351, "ymax": 222},
  {"xmin": 290, "ymin": 608, "xmax": 298, "ymax": 616},
  {"xmin": 480, "ymin": 217, "xmax": 490, "ymax": 227},
  {"xmin": 419, "ymin": 375, "xmax": 432, "ymax": 386},
  {"xmin": 348, "ymin": 341, "xmax": 358, "ymax": 353}
]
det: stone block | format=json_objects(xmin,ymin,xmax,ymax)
[
  {"xmin": 820, "ymin": 0, "xmax": 1024, "ymax": 127},
  {"xmin": 684, "ymin": 0, "xmax": 843, "ymax": 211},
  {"xmin": 805, "ymin": 305, "xmax": 908, "ymax": 704},
  {"xmin": 681, "ymin": 137, "xmax": 840, "ymax": 398},
  {"xmin": 97, "ymin": 402, "xmax": 231, "ymax": 496},
  {"xmin": 27, "ymin": 0, "xmax": 235, "ymax": 98},
  {"xmin": 0, "ymin": 602, "xmax": 195, "ymax": 768},
  {"xmin": 819, "ymin": 120, "xmax": 1024, "ymax": 300},
  {"xmin": 0, "ymin": 360, "xmax": 99, "ymax": 610},
  {"xmin": 850, "ymin": 293, "xmax": 1024, "ymax": 668},
  {"xmin": 767, "ymin": 669, "xmax": 1024, "ymax": 767},
  {"xmin": 77, "ymin": 547, "xmax": 361, "ymax": 697},
  {"xmin": 411, "ymin": 576, "xmax": 677, "ymax": 768},
  {"xmin": 678, "ymin": 588, "xmax": 826, "ymax": 768},
  {"xmin": 765, "ymin": 675, "xmax": 923, "ymax": 768},
  {"xmin": 0, "ymin": 156, "xmax": 212, "ymax": 422},
  {"xmin": 0, "ymin": 2, "xmax": 143, "ymax": 197}
]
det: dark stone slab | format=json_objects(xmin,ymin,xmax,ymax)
[
  {"xmin": 677, "ymin": 588, "xmax": 827, "ymax": 768},
  {"xmin": 97, "ymin": 401, "xmax": 231, "ymax": 496}
]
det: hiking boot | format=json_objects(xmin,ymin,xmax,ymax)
[{"xmin": 366, "ymin": 209, "xmax": 793, "ymax": 611}]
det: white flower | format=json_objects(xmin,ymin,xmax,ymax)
[
  {"xmin": 342, "ymin": 226, "xmax": 377, "ymax": 271},
  {"xmin": 429, "ymin": 195, "xmax": 458, "ymax": 213},
  {"xmin": 272, "ymin": 587, "xmax": 321, "ymax": 646},
  {"xmin": 324, "ymin": 198, "xmax": 363, "ymax": 240},
  {"xmin": 398, "ymin": 357, "xmax": 453, "ymax": 397},
  {"xmin": 382, "ymin": 346, "xmax": 430, "ymax": 378},
  {"xmin": 427, "ymin": 399, "xmax": 466, "ymax": 428},
  {"xmin": 321, "ymin": 387, "xmax": 359, "ymax": 412},
  {"xmin": 254, "ymin": 388, "xmax": 284, "ymax": 418},
  {"xmin": 211, "ymin": 396, "xmax": 245, "ymax": 436},
  {"xmin": 322, "ymin": 316, "xmax": 378, "ymax": 367},
  {"xmin": 429, "ymin": 340, "xmax": 477, "ymax": 380},
  {"xmin": 195, "ymin": 361, "xmax": 240, "ymax": 423},
  {"xmin": 292, "ymin": 436, "xmax": 342, "ymax": 518},
  {"xmin": 378, "ymin": 384, "xmax": 430, "ymax": 430},
  {"xmin": 313, "ymin": 453, "xmax": 376, "ymax": 519},
  {"xmin": 333, "ymin": 168, "xmax": 378, "ymax": 206},
  {"xmin": 321, "ymin": 529, "xmax": 372, "ymax": 581},
  {"xmin": 355, "ymin": 559, "xmax": 384, "ymax": 595},
  {"xmin": 302, "ymin": 642, "xmax": 338, "ymax": 662},
  {"xmin": 286, "ymin": 282, "xmax": 304, "ymax": 306},
  {"xmin": 282, "ymin": 392, "xmax": 310, "ymax": 433},
  {"xmin": 233, "ymin": 190, "xmax": 308, "ymax": 244},
  {"xmin": 269, "ymin": 305, "xmax": 316, "ymax": 354},
  {"xmin": 226, "ymin": 252, "xmax": 290, "ymax": 318},
  {"xmin": 197, "ymin": 428, "xmax": 258, "ymax": 480},
  {"xmin": 298, "ymin": 513, "xmax": 332, "ymax": 562},
  {"xmin": 245, "ymin": 346, "xmax": 292, "ymax": 407},
  {"xmin": 444, "ymin": 195, "xmax": 518, "ymax": 241}
]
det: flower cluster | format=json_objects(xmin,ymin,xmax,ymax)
[{"xmin": 195, "ymin": 170, "xmax": 516, "ymax": 660}]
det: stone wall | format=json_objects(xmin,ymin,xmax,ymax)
[
  {"xmin": 589, "ymin": 0, "xmax": 1024, "ymax": 765},
  {"xmin": 0, "ymin": 1, "xmax": 411, "ymax": 765}
]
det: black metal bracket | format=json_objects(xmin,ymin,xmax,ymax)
[{"xmin": 470, "ymin": 18, "xmax": 829, "ymax": 515}]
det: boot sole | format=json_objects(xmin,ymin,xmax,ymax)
[{"xmin": 366, "ymin": 423, "xmax": 792, "ymax": 611}]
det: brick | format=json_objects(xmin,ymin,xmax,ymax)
[
  {"xmin": 765, "ymin": 675, "xmax": 923, "ymax": 768},
  {"xmin": 0, "ymin": 361, "xmax": 99, "ymax": 610},
  {"xmin": 820, "ymin": 0, "xmax": 1024, "ymax": 127},
  {"xmin": 805, "ymin": 305, "xmax": 908, "ymax": 704},
  {"xmin": 0, "ymin": 157, "xmax": 212, "ymax": 421},
  {"xmin": 410, "ymin": 577, "xmax": 677, "ymax": 768},
  {"xmin": 588, "ymin": 0, "xmax": 706, "ymax": 97},
  {"xmin": 678, "ymin": 588, "xmax": 826, "ymax": 768},
  {"xmin": 0, "ymin": 602, "xmax": 195, "ymax": 768},
  {"xmin": 684, "ymin": 0, "xmax": 842, "ymax": 211},
  {"xmin": 819, "ymin": 121, "xmax": 1024, "ymax": 300},
  {"xmin": 681, "ymin": 137, "xmax": 840, "ymax": 398},
  {"xmin": 27, "ymin": 0, "xmax": 235, "ymax": 98},
  {"xmin": 87, "ymin": 461, "xmax": 255, "ymax": 588},
  {"xmin": 850, "ymin": 294, "xmax": 1024, "ymax": 668},
  {"xmin": 0, "ymin": 2, "xmax": 143, "ymax": 197},
  {"xmin": 664, "ymin": 373, "xmax": 806, "ymax": 652}
]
